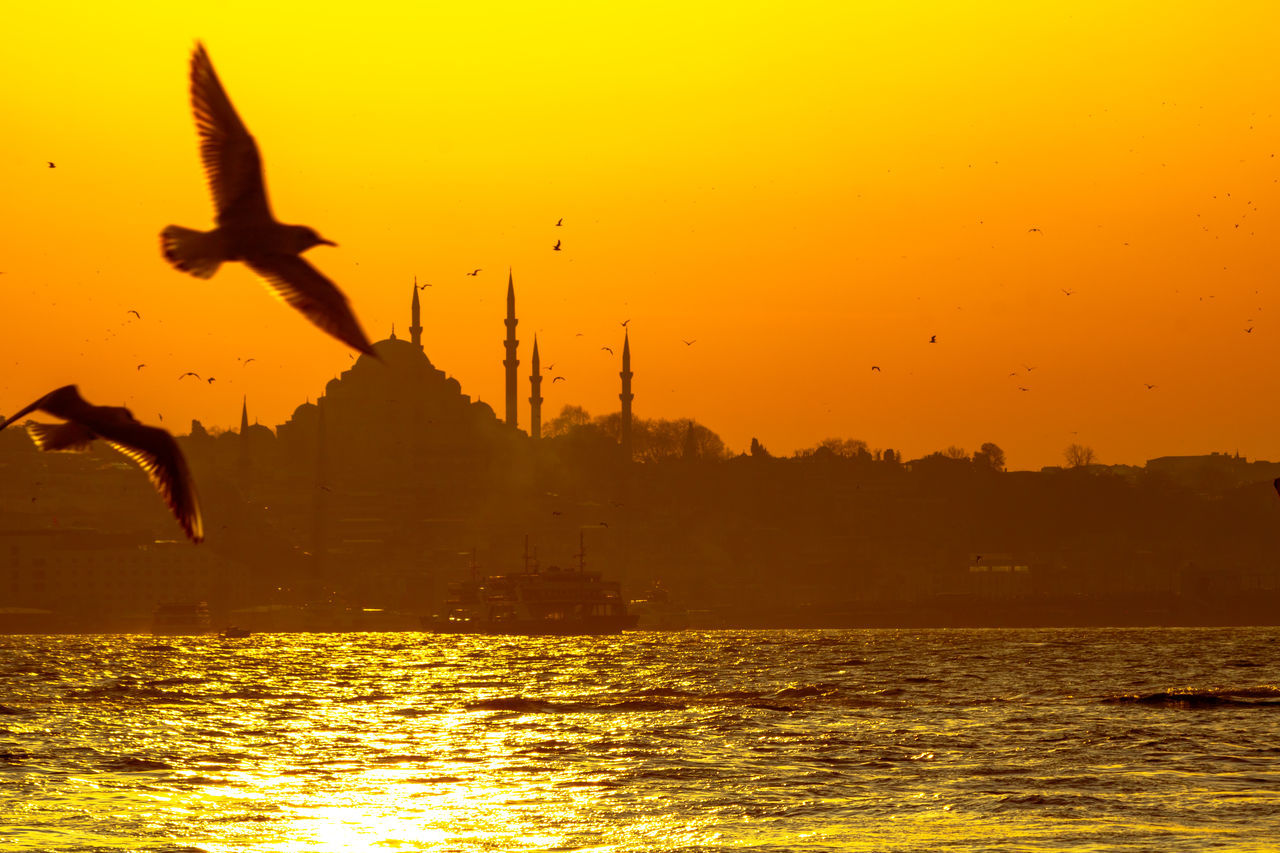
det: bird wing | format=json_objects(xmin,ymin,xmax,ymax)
[
  {"xmin": 246, "ymin": 254, "xmax": 375, "ymax": 356},
  {"xmin": 189, "ymin": 43, "xmax": 273, "ymax": 226},
  {"xmin": 0, "ymin": 385, "xmax": 81, "ymax": 433},
  {"xmin": 26, "ymin": 422, "xmax": 96, "ymax": 452},
  {"xmin": 101, "ymin": 423, "xmax": 204, "ymax": 543}
]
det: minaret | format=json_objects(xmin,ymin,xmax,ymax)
[
  {"xmin": 409, "ymin": 278, "xmax": 423, "ymax": 350},
  {"xmin": 237, "ymin": 396, "xmax": 250, "ymax": 483},
  {"xmin": 503, "ymin": 269, "xmax": 519, "ymax": 427},
  {"xmin": 620, "ymin": 330, "xmax": 633, "ymax": 461},
  {"xmin": 529, "ymin": 335, "xmax": 543, "ymax": 439}
]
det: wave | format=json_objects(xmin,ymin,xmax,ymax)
[{"xmin": 1103, "ymin": 686, "xmax": 1280, "ymax": 708}]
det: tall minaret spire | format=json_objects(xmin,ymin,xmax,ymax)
[
  {"xmin": 238, "ymin": 395, "xmax": 251, "ymax": 481},
  {"xmin": 529, "ymin": 335, "xmax": 543, "ymax": 439},
  {"xmin": 409, "ymin": 278, "xmax": 423, "ymax": 350},
  {"xmin": 503, "ymin": 268, "xmax": 519, "ymax": 427},
  {"xmin": 620, "ymin": 330, "xmax": 633, "ymax": 461}
]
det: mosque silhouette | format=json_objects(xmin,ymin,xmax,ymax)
[{"xmin": 233, "ymin": 271, "xmax": 634, "ymax": 491}]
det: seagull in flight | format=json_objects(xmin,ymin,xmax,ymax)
[
  {"xmin": 871, "ymin": 365, "xmax": 880, "ymax": 371},
  {"xmin": 683, "ymin": 339, "xmax": 696, "ymax": 346},
  {"xmin": 553, "ymin": 240, "xmax": 561, "ymax": 251},
  {"xmin": 137, "ymin": 364, "xmax": 147, "ymax": 371},
  {"xmin": 0, "ymin": 385, "xmax": 203, "ymax": 542},
  {"xmin": 179, "ymin": 372, "xmax": 201, "ymax": 381},
  {"xmin": 555, "ymin": 218, "xmax": 563, "ymax": 226},
  {"xmin": 601, "ymin": 346, "xmax": 613, "ymax": 355},
  {"xmin": 467, "ymin": 269, "xmax": 481, "ymax": 276},
  {"xmin": 553, "ymin": 376, "xmax": 566, "ymax": 382},
  {"xmin": 47, "ymin": 161, "xmax": 55, "ymax": 169},
  {"xmin": 929, "ymin": 335, "xmax": 937, "ymax": 343},
  {"xmin": 1144, "ymin": 383, "xmax": 1157, "ymax": 390},
  {"xmin": 159, "ymin": 42, "xmax": 375, "ymax": 357},
  {"xmin": 127, "ymin": 309, "xmax": 141, "ymax": 318}
]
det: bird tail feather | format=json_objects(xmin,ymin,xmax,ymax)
[{"xmin": 160, "ymin": 226, "xmax": 222, "ymax": 279}]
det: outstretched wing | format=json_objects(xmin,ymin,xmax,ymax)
[
  {"xmin": 26, "ymin": 422, "xmax": 96, "ymax": 452},
  {"xmin": 0, "ymin": 385, "xmax": 82, "ymax": 433},
  {"xmin": 189, "ymin": 42, "xmax": 273, "ymax": 226},
  {"xmin": 102, "ymin": 424, "xmax": 204, "ymax": 544},
  {"xmin": 246, "ymin": 254, "xmax": 375, "ymax": 356}
]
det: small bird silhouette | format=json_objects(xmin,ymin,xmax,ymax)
[
  {"xmin": 206, "ymin": 377, "xmax": 216, "ymax": 384},
  {"xmin": 683, "ymin": 339, "xmax": 696, "ymax": 346},
  {"xmin": 555, "ymin": 218, "xmax": 563, "ymax": 226},
  {"xmin": 553, "ymin": 240, "xmax": 561, "ymax": 251},
  {"xmin": 0, "ymin": 385, "xmax": 203, "ymax": 542},
  {"xmin": 1245, "ymin": 327, "xmax": 1254, "ymax": 333},
  {"xmin": 242, "ymin": 357, "xmax": 256, "ymax": 365},
  {"xmin": 929, "ymin": 335, "xmax": 937, "ymax": 343},
  {"xmin": 467, "ymin": 269, "xmax": 481, "ymax": 276},
  {"xmin": 552, "ymin": 376, "xmax": 566, "ymax": 382},
  {"xmin": 601, "ymin": 346, "xmax": 613, "ymax": 355},
  {"xmin": 1061, "ymin": 289, "xmax": 1074, "ymax": 296},
  {"xmin": 159, "ymin": 42, "xmax": 374, "ymax": 357},
  {"xmin": 179, "ymin": 372, "xmax": 201, "ymax": 381},
  {"xmin": 871, "ymin": 365, "xmax": 881, "ymax": 371},
  {"xmin": 47, "ymin": 161, "xmax": 55, "ymax": 169},
  {"xmin": 136, "ymin": 364, "xmax": 147, "ymax": 371},
  {"xmin": 1028, "ymin": 227, "xmax": 1042, "ymax": 233},
  {"xmin": 127, "ymin": 309, "xmax": 141, "ymax": 318},
  {"xmin": 621, "ymin": 319, "xmax": 630, "ymax": 327},
  {"xmin": 1144, "ymin": 383, "xmax": 1157, "ymax": 390}
]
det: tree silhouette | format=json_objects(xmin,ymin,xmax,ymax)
[
  {"xmin": 973, "ymin": 442, "xmax": 1006, "ymax": 472},
  {"xmin": 1065, "ymin": 443, "xmax": 1097, "ymax": 468}
]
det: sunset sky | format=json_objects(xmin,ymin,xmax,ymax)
[{"xmin": 4, "ymin": 1, "xmax": 1280, "ymax": 470}]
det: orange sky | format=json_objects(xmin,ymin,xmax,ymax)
[{"xmin": 4, "ymin": 1, "xmax": 1280, "ymax": 470}]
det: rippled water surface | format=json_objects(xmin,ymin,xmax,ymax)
[{"xmin": 2, "ymin": 628, "xmax": 1278, "ymax": 852}]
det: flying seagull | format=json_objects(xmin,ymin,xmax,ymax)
[
  {"xmin": 159, "ymin": 42, "xmax": 375, "ymax": 357},
  {"xmin": 601, "ymin": 346, "xmax": 613, "ymax": 355},
  {"xmin": 47, "ymin": 161, "xmax": 55, "ymax": 169},
  {"xmin": 553, "ymin": 376, "xmax": 565, "ymax": 382},
  {"xmin": 127, "ymin": 309, "xmax": 141, "ymax": 318},
  {"xmin": 137, "ymin": 364, "xmax": 146, "ymax": 371},
  {"xmin": 683, "ymin": 339, "xmax": 696, "ymax": 346},
  {"xmin": 871, "ymin": 365, "xmax": 880, "ymax": 371},
  {"xmin": 467, "ymin": 269, "xmax": 481, "ymax": 276},
  {"xmin": 929, "ymin": 335, "xmax": 937, "ymax": 343},
  {"xmin": 179, "ymin": 372, "xmax": 201, "ymax": 381},
  {"xmin": 0, "ymin": 386, "xmax": 203, "ymax": 542},
  {"xmin": 553, "ymin": 240, "xmax": 561, "ymax": 251},
  {"xmin": 555, "ymin": 218, "xmax": 563, "ymax": 226}
]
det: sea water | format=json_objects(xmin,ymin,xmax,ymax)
[{"xmin": 1, "ymin": 628, "xmax": 1278, "ymax": 852}]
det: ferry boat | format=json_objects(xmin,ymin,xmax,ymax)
[
  {"xmin": 151, "ymin": 601, "xmax": 212, "ymax": 635},
  {"xmin": 426, "ymin": 535, "xmax": 637, "ymax": 635}
]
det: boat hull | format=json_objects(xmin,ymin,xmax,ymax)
[{"xmin": 426, "ymin": 614, "xmax": 638, "ymax": 636}]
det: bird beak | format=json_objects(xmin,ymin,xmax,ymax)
[{"xmin": 319, "ymin": 238, "xmax": 338, "ymax": 247}]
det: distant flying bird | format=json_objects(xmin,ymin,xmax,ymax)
[
  {"xmin": 137, "ymin": 364, "xmax": 146, "ymax": 371},
  {"xmin": 0, "ymin": 385, "xmax": 203, "ymax": 542},
  {"xmin": 1144, "ymin": 383, "xmax": 1157, "ymax": 390},
  {"xmin": 127, "ymin": 309, "xmax": 141, "ymax": 318},
  {"xmin": 871, "ymin": 365, "xmax": 880, "ymax": 371},
  {"xmin": 553, "ymin": 240, "xmax": 561, "ymax": 251},
  {"xmin": 1061, "ymin": 289, "xmax": 1074, "ymax": 296},
  {"xmin": 555, "ymin": 218, "xmax": 563, "ymax": 226},
  {"xmin": 621, "ymin": 319, "xmax": 630, "ymax": 327},
  {"xmin": 1245, "ymin": 327, "xmax": 1254, "ymax": 333},
  {"xmin": 179, "ymin": 372, "xmax": 201, "ymax": 381},
  {"xmin": 683, "ymin": 339, "xmax": 696, "ymax": 346},
  {"xmin": 929, "ymin": 335, "xmax": 937, "ymax": 343},
  {"xmin": 206, "ymin": 377, "xmax": 216, "ymax": 384},
  {"xmin": 467, "ymin": 269, "xmax": 481, "ymax": 276},
  {"xmin": 159, "ymin": 42, "xmax": 375, "ymax": 357},
  {"xmin": 47, "ymin": 161, "xmax": 55, "ymax": 169},
  {"xmin": 552, "ymin": 376, "xmax": 565, "ymax": 382},
  {"xmin": 242, "ymin": 357, "xmax": 255, "ymax": 365},
  {"xmin": 1018, "ymin": 386, "xmax": 1030, "ymax": 391},
  {"xmin": 601, "ymin": 346, "xmax": 613, "ymax": 355},
  {"xmin": 1028, "ymin": 227, "xmax": 1042, "ymax": 233}
]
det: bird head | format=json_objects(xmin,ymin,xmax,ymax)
[{"xmin": 294, "ymin": 226, "xmax": 337, "ymax": 252}]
